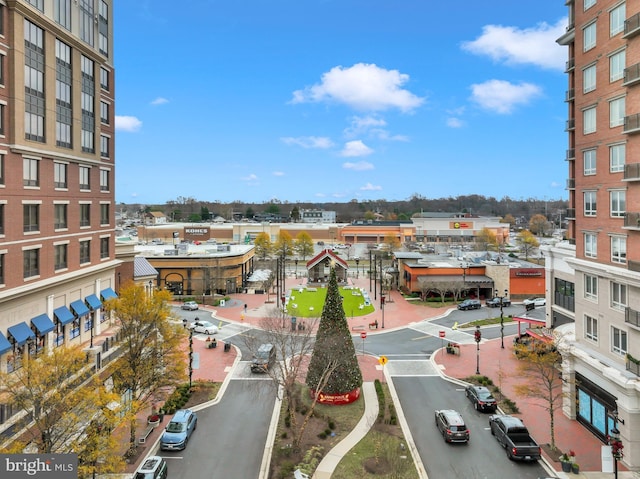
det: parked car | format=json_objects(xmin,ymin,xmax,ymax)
[
  {"xmin": 523, "ymin": 297, "xmax": 546, "ymax": 307},
  {"xmin": 134, "ymin": 456, "xmax": 167, "ymax": 479},
  {"xmin": 457, "ymin": 299, "xmax": 481, "ymax": 311},
  {"xmin": 434, "ymin": 409, "xmax": 469, "ymax": 443},
  {"xmin": 181, "ymin": 301, "xmax": 199, "ymax": 311},
  {"xmin": 488, "ymin": 414, "xmax": 541, "ymax": 461},
  {"xmin": 160, "ymin": 409, "xmax": 197, "ymax": 451},
  {"xmin": 486, "ymin": 297, "xmax": 511, "ymax": 308},
  {"xmin": 465, "ymin": 385, "xmax": 498, "ymax": 412},
  {"xmin": 251, "ymin": 343, "xmax": 276, "ymax": 373},
  {"xmin": 189, "ymin": 320, "xmax": 218, "ymax": 335}
]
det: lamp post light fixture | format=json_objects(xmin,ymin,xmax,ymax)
[
  {"xmin": 355, "ymin": 258, "xmax": 360, "ymax": 278},
  {"xmin": 609, "ymin": 426, "xmax": 624, "ymax": 479},
  {"xmin": 498, "ymin": 289, "xmax": 509, "ymax": 349},
  {"xmin": 474, "ymin": 325, "xmax": 482, "ymax": 374}
]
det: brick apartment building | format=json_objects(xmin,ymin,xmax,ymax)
[
  {"xmin": 555, "ymin": 0, "xmax": 640, "ymax": 469},
  {"xmin": 0, "ymin": 0, "xmax": 118, "ymax": 430}
]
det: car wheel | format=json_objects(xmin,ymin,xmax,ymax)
[
  {"xmin": 474, "ymin": 402, "xmax": 478, "ymax": 411},
  {"xmin": 490, "ymin": 425, "xmax": 495, "ymax": 436},
  {"xmin": 205, "ymin": 330, "xmax": 211, "ymax": 334}
]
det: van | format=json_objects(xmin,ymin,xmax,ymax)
[
  {"xmin": 134, "ymin": 456, "xmax": 167, "ymax": 479},
  {"xmin": 251, "ymin": 343, "xmax": 275, "ymax": 373}
]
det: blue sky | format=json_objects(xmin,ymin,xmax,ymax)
[{"xmin": 114, "ymin": 1, "xmax": 568, "ymax": 205}]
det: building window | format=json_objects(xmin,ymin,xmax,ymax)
[
  {"xmin": 610, "ymin": 3, "xmax": 625, "ymax": 37},
  {"xmin": 611, "ymin": 282, "xmax": 627, "ymax": 311},
  {"xmin": 79, "ymin": 0, "xmax": 94, "ymax": 47},
  {"xmin": 610, "ymin": 143, "xmax": 625, "ymax": 173},
  {"xmin": 56, "ymin": 39, "xmax": 72, "ymax": 148},
  {"xmin": 100, "ymin": 135, "xmax": 109, "ymax": 158},
  {"xmin": 23, "ymin": 204, "xmax": 39, "ymax": 233},
  {"xmin": 98, "ymin": 1, "xmax": 109, "ymax": 56},
  {"xmin": 611, "ymin": 236, "xmax": 627, "ymax": 264},
  {"xmin": 23, "ymin": 158, "xmax": 39, "ymax": 187},
  {"xmin": 584, "ymin": 0, "xmax": 596, "ymax": 10},
  {"xmin": 100, "ymin": 169, "xmax": 109, "ymax": 191},
  {"xmin": 54, "ymin": 244, "xmax": 67, "ymax": 270},
  {"xmin": 585, "ymin": 233, "xmax": 597, "ymax": 258},
  {"xmin": 100, "ymin": 237, "xmax": 109, "ymax": 259},
  {"xmin": 79, "ymin": 166, "xmax": 90, "ymax": 190},
  {"xmin": 70, "ymin": 318, "xmax": 80, "ymax": 339},
  {"xmin": 554, "ymin": 278, "xmax": 575, "ymax": 312},
  {"xmin": 100, "ymin": 101, "xmax": 109, "ymax": 124},
  {"xmin": 585, "ymin": 314, "xmax": 598, "ymax": 342},
  {"xmin": 585, "ymin": 274, "xmax": 598, "ymax": 300},
  {"xmin": 54, "ymin": 204, "xmax": 67, "ymax": 229},
  {"xmin": 0, "ymin": 154, "xmax": 4, "ymax": 185},
  {"xmin": 81, "ymin": 55, "xmax": 95, "ymax": 153},
  {"xmin": 611, "ymin": 327, "xmax": 627, "ymax": 356},
  {"xmin": 584, "ymin": 106, "xmax": 596, "ymax": 134},
  {"xmin": 80, "ymin": 204, "xmax": 90, "ymax": 227},
  {"xmin": 0, "ymin": 204, "xmax": 3, "ymax": 235},
  {"xmin": 583, "ymin": 64, "xmax": 596, "ymax": 93},
  {"xmin": 610, "ymin": 50, "xmax": 625, "ymax": 82},
  {"xmin": 610, "ymin": 97, "xmax": 625, "ymax": 128},
  {"xmin": 26, "ymin": 0, "xmax": 43, "ymax": 11},
  {"xmin": 610, "ymin": 190, "xmax": 626, "ymax": 217},
  {"xmin": 54, "ymin": 162, "xmax": 67, "ymax": 188},
  {"xmin": 583, "ymin": 22, "xmax": 596, "ymax": 52},
  {"xmin": 23, "ymin": 249, "xmax": 39, "ymax": 278},
  {"xmin": 584, "ymin": 191, "xmax": 597, "ymax": 216},
  {"xmin": 100, "ymin": 204, "xmax": 109, "ymax": 225},
  {"xmin": 0, "ymin": 54, "xmax": 5, "ymax": 87},
  {"xmin": 54, "ymin": 0, "xmax": 71, "ymax": 30},
  {"xmin": 0, "ymin": 254, "xmax": 3, "ymax": 284},
  {"xmin": 584, "ymin": 149, "xmax": 596, "ymax": 175},
  {"xmin": 79, "ymin": 240, "xmax": 90, "ymax": 264},
  {"xmin": 100, "ymin": 67, "xmax": 109, "ymax": 91},
  {"xmin": 24, "ymin": 20, "xmax": 45, "ymax": 143}
]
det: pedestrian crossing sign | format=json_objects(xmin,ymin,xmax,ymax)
[{"xmin": 378, "ymin": 355, "xmax": 388, "ymax": 366}]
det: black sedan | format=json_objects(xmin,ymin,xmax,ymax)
[{"xmin": 465, "ymin": 385, "xmax": 497, "ymax": 412}]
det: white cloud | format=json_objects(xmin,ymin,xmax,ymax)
[
  {"xmin": 550, "ymin": 181, "xmax": 561, "ymax": 187},
  {"xmin": 115, "ymin": 115, "xmax": 142, "ymax": 132},
  {"xmin": 291, "ymin": 63, "xmax": 424, "ymax": 112},
  {"xmin": 151, "ymin": 97, "xmax": 169, "ymax": 105},
  {"xmin": 340, "ymin": 140, "xmax": 374, "ymax": 157},
  {"xmin": 280, "ymin": 136, "xmax": 333, "ymax": 149},
  {"xmin": 461, "ymin": 18, "xmax": 567, "ymax": 71},
  {"xmin": 343, "ymin": 160, "xmax": 374, "ymax": 171},
  {"xmin": 446, "ymin": 117, "xmax": 464, "ymax": 128},
  {"xmin": 273, "ymin": 171, "xmax": 285, "ymax": 177},
  {"xmin": 343, "ymin": 115, "xmax": 408, "ymax": 141},
  {"xmin": 241, "ymin": 173, "xmax": 259, "ymax": 184},
  {"xmin": 360, "ymin": 182, "xmax": 382, "ymax": 191},
  {"xmin": 470, "ymin": 80, "xmax": 542, "ymax": 114}
]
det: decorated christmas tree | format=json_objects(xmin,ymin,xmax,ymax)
[{"xmin": 306, "ymin": 266, "xmax": 363, "ymax": 404}]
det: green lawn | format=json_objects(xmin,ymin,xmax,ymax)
[{"xmin": 286, "ymin": 286, "xmax": 375, "ymax": 318}]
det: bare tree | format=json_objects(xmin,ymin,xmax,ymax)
[{"xmin": 417, "ymin": 279, "xmax": 457, "ymax": 304}]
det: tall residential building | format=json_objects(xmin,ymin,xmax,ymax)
[
  {"xmin": 556, "ymin": 0, "xmax": 640, "ymax": 469},
  {"xmin": 0, "ymin": 1, "xmax": 117, "ymax": 430}
]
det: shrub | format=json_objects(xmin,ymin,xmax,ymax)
[
  {"xmin": 317, "ymin": 432, "xmax": 327, "ymax": 439},
  {"xmin": 327, "ymin": 420, "xmax": 335, "ymax": 430}
]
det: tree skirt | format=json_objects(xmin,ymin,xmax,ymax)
[{"xmin": 311, "ymin": 387, "xmax": 361, "ymax": 405}]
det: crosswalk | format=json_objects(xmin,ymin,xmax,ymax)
[
  {"xmin": 408, "ymin": 321, "xmax": 476, "ymax": 344},
  {"xmin": 385, "ymin": 359, "xmax": 440, "ymax": 377}
]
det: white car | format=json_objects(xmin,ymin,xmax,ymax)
[
  {"xmin": 523, "ymin": 297, "xmax": 546, "ymax": 307},
  {"xmin": 181, "ymin": 301, "xmax": 199, "ymax": 311},
  {"xmin": 189, "ymin": 320, "xmax": 218, "ymax": 335}
]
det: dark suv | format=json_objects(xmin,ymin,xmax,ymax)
[
  {"xmin": 435, "ymin": 409, "xmax": 469, "ymax": 443},
  {"xmin": 457, "ymin": 299, "xmax": 481, "ymax": 311},
  {"xmin": 465, "ymin": 385, "xmax": 497, "ymax": 412},
  {"xmin": 486, "ymin": 297, "xmax": 511, "ymax": 308}
]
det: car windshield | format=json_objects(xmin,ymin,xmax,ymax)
[
  {"xmin": 478, "ymin": 390, "xmax": 494, "ymax": 400},
  {"xmin": 166, "ymin": 422, "xmax": 186, "ymax": 433}
]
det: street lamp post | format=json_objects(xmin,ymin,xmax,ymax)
[
  {"xmin": 610, "ymin": 427, "xmax": 624, "ymax": 479},
  {"xmin": 381, "ymin": 295, "xmax": 385, "ymax": 329},
  {"xmin": 355, "ymin": 258, "xmax": 360, "ymax": 278},
  {"xmin": 497, "ymin": 289, "xmax": 509, "ymax": 349},
  {"xmin": 474, "ymin": 325, "xmax": 482, "ymax": 374}
]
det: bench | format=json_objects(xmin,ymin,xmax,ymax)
[
  {"xmin": 139, "ymin": 425, "xmax": 155, "ymax": 444},
  {"xmin": 351, "ymin": 325, "xmax": 366, "ymax": 331},
  {"xmin": 369, "ymin": 321, "xmax": 378, "ymax": 330}
]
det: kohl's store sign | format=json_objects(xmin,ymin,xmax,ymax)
[{"xmin": 0, "ymin": 454, "xmax": 77, "ymax": 478}]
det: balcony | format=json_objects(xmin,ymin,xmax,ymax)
[
  {"xmin": 627, "ymin": 359, "xmax": 640, "ymax": 377},
  {"xmin": 566, "ymin": 149, "xmax": 575, "ymax": 161},
  {"xmin": 623, "ymin": 212, "xmax": 640, "ymax": 230},
  {"xmin": 565, "ymin": 208, "xmax": 576, "ymax": 219},
  {"xmin": 629, "ymin": 260, "xmax": 640, "ymax": 272},
  {"xmin": 565, "ymin": 57, "xmax": 575, "ymax": 72},
  {"xmin": 626, "ymin": 307, "xmax": 640, "ymax": 329},
  {"xmin": 566, "ymin": 118, "xmax": 575, "ymax": 131},
  {"xmin": 565, "ymin": 89, "xmax": 575, "ymax": 102},
  {"xmin": 624, "ymin": 12, "xmax": 640, "ymax": 39},
  {"xmin": 566, "ymin": 178, "xmax": 575, "ymax": 190},
  {"xmin": 624, "ymin": 163, "xmax": 640, "ymax": 181},
  {"xmin": 567, "ymin": 238, "xmax": 576, "ymax": 245},
  {"xmin": 623, "ymin": 63, "xmax": 640, "ymax": 87},
  {"xmin": 623, "ymin": 114, "xmax": 640, "ymax": 134}
]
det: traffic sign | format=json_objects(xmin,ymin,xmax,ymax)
[
  {"xmin": 439, "ymin": 330, "xmax": 445, "ymax": 338},
  {"xmin": 360, "ymin": 331, "xmax": 367, "ymax": 339},
  {"xmin": 378, "ymin": 355, "xmax": 388, "ymax": 366}
]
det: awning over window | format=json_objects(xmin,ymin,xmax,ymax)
[
  {"xmin": 85, "ymin": 294, "xmax": 102, "ymax": 310},
  {"xmin": 0, "ymin": 332, "xmax": 10, "ymax": 355},
  {"xmin": 31, "ymin": 314, "xmax": 55, "ymax": 335},
  {"xmin": 8, "ymin": 322, "xmax": 36, "ymax": 346},
  {"xmin": 101, "ymin": 287, "xmax": 118, "ymax": 301},
  {"xmin": 70, "ymin": 300, "xmax": 90, "ymax": 317},
  {"xmin": 54, "ymin": 306, "xmax": 75, "ymax": 325}
]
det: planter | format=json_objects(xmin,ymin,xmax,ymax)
[
  {"xmin": 572, "ymin": 463, "xmax": 580, "ymax": 474},
  {"xmin": 560, "ymin": 461, "xmax": 572, "ymax": 473}
]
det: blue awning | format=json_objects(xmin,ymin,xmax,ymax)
[
  {"xmin": 0, "ymin": 332, "xmax": 10, "ymax": 355},
  {"xmin": 31, "ymin": 314, "xmax": 55, "ymax": 335},
  {"xmin": 54, "ymin": 306, "xmax": 75, "ymax": 325},
  {"xmin": 8, "ymin": 322, "xmax": 35, "ymax": 346},
  {"xmin": 70, "ymin": 300, "xmax": 90, "ymax": 317},
  {"xmin": 101, "ymin": 287, "xmax": 118, "ymax": 300},
  {"xmin": 85, "ymin": 294, "xmax": 102, "ymax": 310}
]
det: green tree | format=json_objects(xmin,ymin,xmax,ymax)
[
  {"xmin": 254, "ymin": 232, "xmax": 272, "ymax": 259},
  {"xmin": 516, "ymin": 230, "xmax": 540, "ymax": 260},
  {"xmin": 245, "ymin": 206, "xmax": 255, "ymax": 219},
  {"xmin": 291, "ymin": 206, "xmax": 300, "ymax": 222},
  {"xmin": 364, "ymin": 210, "xmax": 376, "ymax": 220},
  {"xmin": 103, "ymin": 283, "xmax": 187, "ymax": 455},
  {"xmin": 294, "ymin": 231, "xmax": 314, "ymax": 260},
  {"xmin": 187, "ymin": 213, "xmax": 201, "ymax": 222},
  {"xmin": 265, "ymin": 204, "xmax": 280, "ymax": 215},
  {"xmin": 200, "ymin": 206, "xmax": 210, "ymax": 221},
  {"xmin": 274, "ymin": 230, "xmax": 294, "ymax": 258},
  {"xmin": 306, "ymin": 267, "xmax": 362, "ymax": 396}
]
